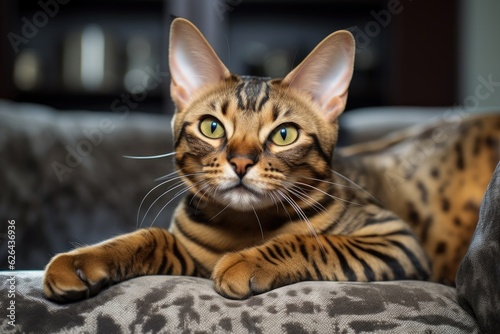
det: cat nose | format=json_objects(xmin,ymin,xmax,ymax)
[{"xmin": 229, "ymin": 156, "xmax": 255, "ymax": 179}]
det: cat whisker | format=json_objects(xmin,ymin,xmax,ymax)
[
  {"xmin": 285, "ymin": 180, "xmax": 347, "ymax": 212},
  {"xmin": 155, "ymin": 169, "xmax": 181, "ymax": 182},
  {"xmin": 289, "ymin": 185, "xmax": 341, "ymax": 229},
  {"xmin": 137, "ymin": 172, "xmax": 204, "ymax": 227},
  {"xmin": 139, "ymin": 180, "xmax": 185, "ymax": 228},
  {"xmin": 209, "ymin": 202, "xmax": 231, "ymax": 222},
  {"xmin": 276, "ymin": 190, "xmax": 307, "ymax": 223},
  {"xmin": 268, "ymin": 190, "xmax": 293, "ymax": 222},
  {"xmin": 140, "ymin": 178, "xmax": 206, "ymax": 228},
  {"xmin": 192, "ymin": 182, "xmax": 213, "ymax": 211},
  {"xmin": 206, "ymin": 184, "xmax": 222, "ymax": 208},
  {"xmin": 172, "ymin": 178, "xmax": 206, "ymax": 199},
  {"xmin": 286, "ymin": 186, "xmax": 328, "ymax": 215},
  {"xmin": 292, "ymin": 195, "xmax": 326, "ymax": 216},
  {"xmin": 294, "ymin": 181, "xmax": 362, "ymax": 207},
  {"xmin": 330, "ymin": 169, "xmax": 382, "ymax": 205},
  {"xmin": 266, "ymin": 191, "xmax": 281, "ymax": 214},
  {"xmin": 137, "ymin": 178, "xmax": 182, "ymax": 227},
  {"xmin": 283, "ymin": 186, "xmax": 330, "ymax": 227},
  {"xmin": 188, "ymin": 182, "xmax": 207, "ymax": 207},
  {"xmin": 251, "ymin": 205, "xmax": 265, "ymax": 241},
  {"xmin": 188, "ymin": 181, "xmax": 220, "ymax": 214},
  {"xmin": 277, "ymin": 190, "xmax": 327, "ymax": 255},
  {"xmin": 122, "ymin": 152, "xmax": 176, "ymax": 159},
  {"xmin": 163, "ymin": 169, "xmax": 204, "ymax": 182},
  {"xmin": 299, "ymin": 176, "xmax": 358, "ymax": 189},
  {"xmin": 277, "ymin": 191, "xmax": 312, "ymax": 230},
  {"xmin": 149, "ymin": 181, "xmax": 206, "ymax": 228}
]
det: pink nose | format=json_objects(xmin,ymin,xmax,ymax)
[{"xmin": 229, "ymin": 157, "xmax": 255, "ymax": 179}]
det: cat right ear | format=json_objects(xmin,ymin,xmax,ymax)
[
  {"xmin": 283, "ymin": 30, "xmax": 355, "ymax": 123},
  {"xmin": 169, "ymin": 18, "xmax": 230, "ymax": 111}
]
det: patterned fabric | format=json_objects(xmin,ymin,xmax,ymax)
[
  {"xmin": 0, "ymin": 272, "xmax": 479, "ymax": 333},
  {"xmin": 457, "ymin": 162, "xmax": 500, "ymax": 334}
]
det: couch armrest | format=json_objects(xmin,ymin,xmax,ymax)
[{"xmin": 457, "ymin": 162, "xmax": 500, "ymax": 334}]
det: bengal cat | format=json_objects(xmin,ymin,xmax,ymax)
[{"xmin": 43, "ymin": 18, "xmax": 500, "ymax": 301}]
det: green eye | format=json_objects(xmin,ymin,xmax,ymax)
[
  {"xmin": 199, "ymin": 117, "xmax": 225, "ymax": 139},
  {"xmin": 271, "ymin": 125, "xmax": 299, "ymax": 146}
]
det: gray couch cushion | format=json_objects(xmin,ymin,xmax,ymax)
[{"xmin": 0, "ymin": 271, "xmax": 479, "ymax": 333}]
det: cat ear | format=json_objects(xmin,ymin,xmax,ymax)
[
  {"xmin": 169, "ymin": 18, "xmax": 230, "ymax": 110},
  {"xmin": 283, "ymin": 30, "xmax": 355, "ymax": 123}
]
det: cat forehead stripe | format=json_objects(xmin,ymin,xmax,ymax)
[{"xmin": 235, "ymin": 76, "xmax": 271, "ymax": 112}]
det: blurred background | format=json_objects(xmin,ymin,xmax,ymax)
[{"xmin": 1, "ymin": 0, "xmax": 499, "ymax": 115}]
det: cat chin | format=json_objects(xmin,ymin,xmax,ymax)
[{"xmin": 218, "ymin": 188, "xmax": 274, "ymax": 211}]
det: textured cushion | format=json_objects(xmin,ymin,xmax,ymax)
[{"xmin": 0, "ymin": 271, "xmax": 479, "ymax": 333}]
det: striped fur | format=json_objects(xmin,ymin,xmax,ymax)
[{"xmin": 43, "ymin": 19, "xmax": 499, "ymax": 301}]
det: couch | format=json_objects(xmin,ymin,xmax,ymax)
[{"xmin": 1, "ymin": 100, "xmax": 498, "ymax": 333}]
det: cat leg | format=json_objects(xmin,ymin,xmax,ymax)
[
  {"xmin": 43, "ymin": 227, "xmax": 197, "ymax": 302},
  {"xmin": 212, "ymin": 231, "xmax": 430, "ymax": 299}
]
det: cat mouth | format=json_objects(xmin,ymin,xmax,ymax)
[
  {"xmin": 218, "ymin": 181, "xmax": 272, "ymax": 210},
  {"xmin": 225, "ymin": 183, "xmax": 262, "ymax": 197}
]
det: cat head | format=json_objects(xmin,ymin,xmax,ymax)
[{"xmin": 169, "ymin": 18, "xmax": 355, "ymax": 211}]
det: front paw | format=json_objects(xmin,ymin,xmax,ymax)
[
  {"xmin": 212, "ymin": 251, "xmax": 282, "ymax": 299},
  {"xmin": 43, "ymin": 251, "xmax": 110, "ymax": 302}
]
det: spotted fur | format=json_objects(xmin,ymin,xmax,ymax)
[
  {"xmin": 339, "ymin": 115, "xmax": 500, "ymax": 283},
  {"xmin": 43, "ymin": 19, "xmax": 500, "ymax": 301}
]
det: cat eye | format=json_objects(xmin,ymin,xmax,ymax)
[
  {"xmin": 199, "ymin": 117, "xmax": 225, "ymax": 139},
  {"xmin": 270, "ymin": 124, "xmax": 299, "ymax": 146}
]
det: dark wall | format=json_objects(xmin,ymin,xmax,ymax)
[{"xmin": 0, "ymin": 0, "xmax": 459, "ymax": 113}]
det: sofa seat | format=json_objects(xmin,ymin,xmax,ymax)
[{"xmin": 0, "ymin": 271, "xmax": 478, "ymax": 333}]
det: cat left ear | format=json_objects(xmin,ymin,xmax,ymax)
[
  {"xmin": 283, "ymin": 30, "xmax": 355, "ymax": 123},
  {"xmin": 169, "ymin": 18, "xmax": 231, "ymax": 111}
]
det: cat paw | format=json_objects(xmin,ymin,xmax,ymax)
[
  {"xmin": 43, "ymin": 252, "xmax": 110, "ymax": 302},
  {"xmin": 212, "ymin": 251, "xmax": 281, "ymax": 299}
]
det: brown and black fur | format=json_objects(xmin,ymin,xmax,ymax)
[
  {"xmin": 43, "ymin": 18, "xmax": 500, "ymax": 302},
  {"xmin": 338, "ymin": 115, "xmax": 500, "ymax": 283}
]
